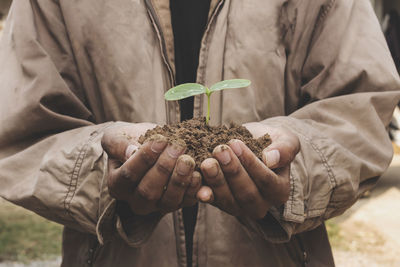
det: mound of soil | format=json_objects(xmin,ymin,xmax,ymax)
[{"xmin": 139, "ymin": 117, "xmax": 271, "ymax": 169}]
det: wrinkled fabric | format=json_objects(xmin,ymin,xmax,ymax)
[{"xmin": 0, "ymin": 0, "xmax": 399, "ymax": 266}]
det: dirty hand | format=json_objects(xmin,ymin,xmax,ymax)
[
  {"xmin": 197, "ymin": 122, "xmax": 300, "ymax": 219},
  {"xmin": 101, "ymin": 122, "xmax": 201, "ymax": 215}
]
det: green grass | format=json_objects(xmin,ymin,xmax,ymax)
[
  {"xmin": 326, "ymin": 219, "xmax": 344, "ymax": 249},
  {"xmin": 0, "ymin": 200, "xmax": 370, "ymax": 262},
  {"xmin": 0, "ymin": 198, "xmax": 63, "ymax": 262}
]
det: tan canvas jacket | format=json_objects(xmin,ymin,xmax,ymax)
[{"xmin": 1, "ymin": 0, "xmax": 399, "ymax": 266}]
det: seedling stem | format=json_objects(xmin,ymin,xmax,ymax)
[{"xmin": 206, "ymin": 88, "xmax": 211, "ymax": 124}]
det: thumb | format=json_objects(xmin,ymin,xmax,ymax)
[
  {"xmin": 262, "ymin": 139, "xmax": 300, "ymax": 169},
  {"xmin": 196, "ymin": 186, "xmax": 214, "ymax": 203},
  {"xmin": 101, "ymin": 128, "xmax": 141, "ymax": 163}
]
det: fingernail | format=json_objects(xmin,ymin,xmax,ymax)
[
  {"xmin": 166, "ymin": 141, "xmax": 186, "ymax": 158},
  {"xmin": 150, "ymin": 135, "xmax": 167, "ymax": 153},
  {"xmin": 214, "ymin": 145, "xmax": 231, "ymax": 165},
  {"xmin": 199, "ymin": 191, "xmax": 210, "ymax": 201},
  {"xmin": 190, "ymin": 173, "xmax": 201, "ymax": 187},
  {"xmin": 177, "ymin": 156, "xmax": 194, "ymax": 176},
  {"xmin": 264, "ymin": 150, "xmax": 280, "ymax": 168},
  {"xmin": 205, "ymin": 161, "xmax": 219, "ymax": 177},
  {"xmin": 125, "ymin": 145, "xmax": 138, "ymax": 159},
  {"xmin": 229, "ymin": 140, "xmax": 243, "ymax": 157}
]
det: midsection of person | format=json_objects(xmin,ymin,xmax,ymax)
[{"xmin": 60, "ymin": 0, "xmax": 287, "ymax": 125}]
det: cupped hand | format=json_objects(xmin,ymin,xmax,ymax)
[
  {"xmin": 101, "ymin": 122, "xmax": 201, "ymax": 215},
  {"xmin": 197, "ymin": 123, "xmax": 300, "ymax": 219}
]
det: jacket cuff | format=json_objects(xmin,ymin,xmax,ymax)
[
  {"xmin": 95, "ymin": 164, "xmax": 163, "ymax": 247},
  {"xmin": 237, "ymin": 159, "xmax": 323, "ymax": 243},
  {"xmin": 95, "ymin": 194, "xmax": 164, "ymax": 247},
  {"xmin": 237, "ymin": 207, "xmax": 294, "ymax": 243},
  {"xmin": 96, "ymin": 198, "xmax": 118, "ymax": 244},
  {"xmin": 237, "ymin": 166, "xmax": 304, "ymax": 243},
  {"xmin": 243, "ymin": 116, "xmax": 338, "ymax": 242},
  {"xmin": 115, "ymin": 201, "xmax": 163, "ymax": 247}
]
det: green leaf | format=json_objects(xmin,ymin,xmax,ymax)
[
  {"xmin": 209, "ymin": 79, "xmax": 251, "ymax": 92},
  {"xmin": 164, "ymin": 83, "xmax": 207, "ymax": 101}
]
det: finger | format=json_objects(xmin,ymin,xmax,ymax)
[
  {"xmin": 159, "ymin": 155, "xmax": 195, "ymax": 212},
  {"xmin": 101, "ymin": 126, "xmax": 142, "ymax": 163},
  {"xmin": 213, "ymin": 145, "xmax": 267, "ymax": 219},
  {"xmin": 229, "ymin": 139, "xmax": 290, "ymax": 205},
  {"xmin": 107, "ymin": 166, "xmax": 131, "ymax": 200},
  {"xmin": 197, "ymin": 186, "xmax": 214, "ymax": 203},
  {"xmin": 262, "ymin": 136, "xmax": 300, "ymax": 169},
  {"xmin": 271, "ymin": 165, "xmax": 291, "ymax": 205},
  {"xmin": 130, "ymin": 141, "xmax": 186, "ymax": 214},
  {"xmin": 200, "ymin": 158, "xmax": 240, "ymax": 215},
  {"xmin": 181, "ymin": 171, "xmax": 202, "ymax": 207},
  {"xmin": 263, "ymin": 149, "xmax": 280, "ymax": 169},
  {"xmin": 113, "ymin": 134, "xmax": 168, "ymax": 184},
  {"xmin": 107, "ymin": 135, "xmax": 168, "ymax": 200}
]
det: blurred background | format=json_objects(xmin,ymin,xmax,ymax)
[
  {"xmin": 0, "ymin": 0, "xmax": 10, "ymax": 34},
  {"xmin": 0, "ymin": 0, "xmax": 400, "ymax": 266}
]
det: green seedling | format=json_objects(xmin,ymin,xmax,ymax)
[{"xmin": 164, "ymin": 79, "xmax": 251, "ymax": 124}]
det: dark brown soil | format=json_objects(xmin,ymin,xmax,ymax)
[{"xmin": 139, "ymin": 117, "xmax": 271, "ymax": 169}]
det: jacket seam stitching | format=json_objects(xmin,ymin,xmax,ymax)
[
  {"xmin": 282, "ymin": 125, "xmax": 336, "ymax": 222},
  {"xmin": 264, "ymin": 119, "xmax": 337, "ymax": 221},
  {"xmin": 302, "ymin": 0, "xmax": 336, "ymax": 71},
  {"xmin": 282, "ymin": 131, "xmax": 336, "ymax": 223},
  {"xmin": 221, "ymin": 0, "xmax": 230, "ymax": 80},
  {"xmin": 297, "ymin": 131, "xmax": 336, "ymax": 188},
  {"xmin": 64, "ymin": 132, "xmax": 99, "ymax": 217},
  {"xmin": 315, "ymin": 0, "xmax": 335, "ymax": 29},
  {"xmin": 63, "ymin": 124, "xmax": 112, "ymax": 217},
  {"xmin": 144, "ymin": 0, "xmax": 175, "ymax": 124},
  {"xmin": 63, "ymin": 143, "xmax": 85, "ymax": 215},
  {"xmin": 287, "ymin": 172, "xmax": 303, "ymax": 216}
]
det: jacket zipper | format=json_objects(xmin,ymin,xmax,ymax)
[
  {"xmin": 144, "ymin": 0, "xmax": 176, "ymax": 124},
  {"xmin": 191, "ymin": 3, "xmax": 226, "ymax": 267},
  {"xmin": 143, "ymin": 3, "xmax": 227, "ymax": 266},
  {"xmin": 195, "ymin": 0, "xmax": 225, "ymax": 119}
]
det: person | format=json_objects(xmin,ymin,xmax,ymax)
[{"xmin": 0, "ymin": 0, "xmax": 399, "ymax": 266}]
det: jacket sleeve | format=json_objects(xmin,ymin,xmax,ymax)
[
  {"xmin": 240, "ymin": 0, "xmax": 400, "ymax": 242},
  {"xmin": 0, "ymin": 0, "xmax": 158, "ymax": 246}
]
